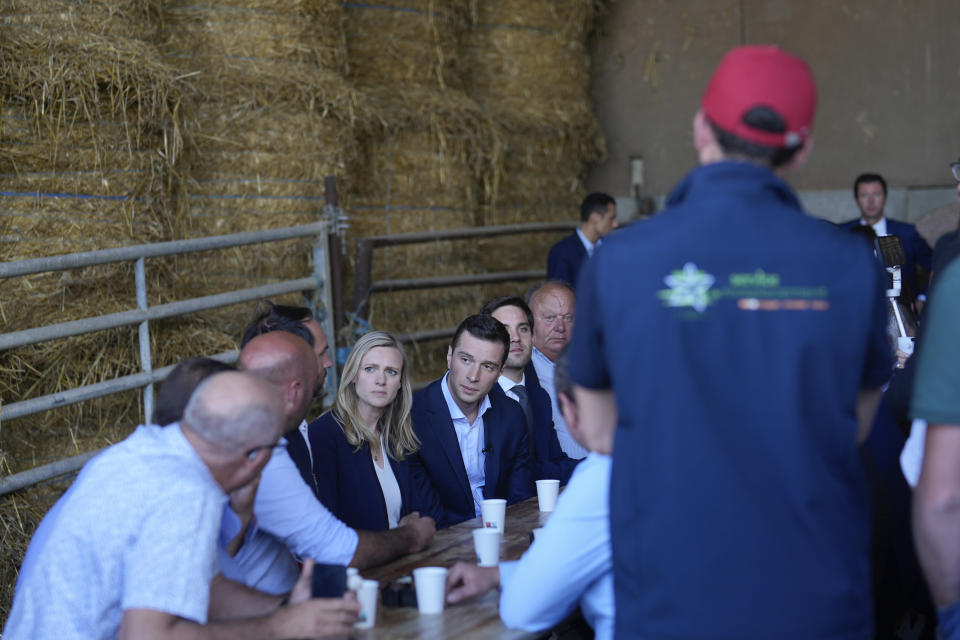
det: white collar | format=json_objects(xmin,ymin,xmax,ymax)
[
  {"xmin": 497, "ymin": 372, "xmax": 526, "ymax": 393},
  {"xmin": 576, "ymin": 227, "xmax": 597, "ymax": 256},
  {"xmin": 860, "ymin": 216, "xmax": 888, "ymax": 237},
  {"xmin": 440, "ymin": 372, "xmax": 491, "ymax": 425}
]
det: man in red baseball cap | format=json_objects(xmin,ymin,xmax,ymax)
[{"xmin": 566, "ymin": 45, "xmax": 890, "ymax": 639}]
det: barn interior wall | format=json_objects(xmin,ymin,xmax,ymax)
[{"xmin": 587, "ymin": 0, "xmax": 960, "ymax": 223}]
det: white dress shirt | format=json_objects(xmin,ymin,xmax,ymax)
[
  {"xmin": 576, "ymin": 227, "xmax": 597, "ymax": 257},
  {"xmin": 297, "ymin": 418, "xmax": 314, "ymax": 468},
  {"xmin": 900, "ymin": 418, "xmax": 927, "ymax": 488},
  {"xmin": 440, "ymin": 372, "xmax": 492, "ymax": 516},
  {"xmin": 860, "ymin": 216, "xmax": 888, "ymax": 237},
  {"xmin": 497, "ymin": 373, "xmax": 526, "ymax": 403},
  {"xmin": 372, "ymin": 434, "xmax": 403, "ymax": 529},
  {"xmin": 499, "ymin": 453, "xmax": 614, "ymax": 639},
  {"xmin": 252, "ymin": 439, "xmax": 359, "ymax": 571},
  {"xmin": 531, "ymin": 347, "xmax": 588, "ymax": 459}
]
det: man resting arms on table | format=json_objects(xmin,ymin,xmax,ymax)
[{"xmin": 444, "ymin": 348, "xmax": 614, "ymax": 638}]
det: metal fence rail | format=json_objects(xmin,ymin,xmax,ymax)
[
  {"xmin": 0, "ymin": 219, "xmax": 339, "ymax": 497},
  {"xmin": 351, "ymin": 221, "xmax": 577, "ymax": 320}
]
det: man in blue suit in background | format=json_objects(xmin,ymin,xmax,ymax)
[
  {"xmin": 839, "ymin": 173, "xmax": 933, "ymax": 299},
  {"xmin": 546, "ymin": 192, "xmax": 618, "ymax": 288},
  {"xmin": 410, "ymin": 314, "xmax": 535, "ymax": 527}
]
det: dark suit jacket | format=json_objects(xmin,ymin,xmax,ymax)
[
  {"xmin": 547, "ymin": 231, "xmax": 587, "ymax": 288},
  {"xmin": 839, "ymin": 218, "xmax": 933, "ymax": 295},
  {"xmin": 285, "ymin": 427, "xmax": 318, "ymax": 496},
  {"xmin": 306, "ymin": 412, "xmax": 422, "ymax": 531},
  {"xmin": 409, "ymin": 378, "xmax": 535, "ymax": 528},
  {"xmin": 497, "ymin": 365, "xmax": 579, "ymax": 484}
]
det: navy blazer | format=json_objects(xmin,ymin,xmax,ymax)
[
  {"xmin": 306, "ymin": 412, "xmax": 422, "ymax": 532},
  {"xmin": 838, "ymin": 218, "xmax": 933, "ymax": 295},
  {"xmin": 409, "ymin": 378, "xmax": 535, "ymax": 528},
  {"xmin": 547, "ymin": 232, "xmax": 587, "ymax": 288},
  {"xmin": 520, "ymin": 363, "xmax": 580, "ymax": 484},
  {"xmin": 285, "ymin": 427, "xmax": 318, "ymax": 496}
]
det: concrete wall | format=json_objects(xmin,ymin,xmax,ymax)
[{"xmin": 587, "ymin": 0, "xmax": 960, "ymax": 223}]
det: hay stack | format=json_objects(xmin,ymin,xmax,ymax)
[
  {"xmin": 0, "ymin": 2, "xmax": 185, "ymax": 620},
  {"xmin": 0, "ymin": 0, "xmax": 181, "ymax": 443},
  {"xmin": 161, "ymin": 0, "xmax": 346, "ymax": 85},
  {"xmin": 344, "ymin": 0, "xmax": 468, "ymax": 89},
  {"xmin": 159, "ymin": 0, "xmax": 360, "ymax": 365},
  {"xmin": 460, "ymin": 0, "xmax": 605, "ymax": 274},
  {"xmin": 346, "ymin": 82, "xmax": 502, "ymax": 379}
]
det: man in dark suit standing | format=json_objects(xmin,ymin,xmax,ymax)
[
  {"xmin": 410, "ymin": 315, "xmax": 535, "ymax": 527},
  {"xmin": 839, "ymin": 173, "xmax": 933, "ymax": 299},
  {"xmin": 547, "ymin": 192, "xmax": 618, "ymax": 287}
]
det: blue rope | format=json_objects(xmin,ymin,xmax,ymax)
[{"xmin": 0, "ymin": 191, "xmax": 140, "ymax": 202}]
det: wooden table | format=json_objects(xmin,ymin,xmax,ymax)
[{"xmin": 355, "ymin": 497, "xmax": 553, "ymax": 639}]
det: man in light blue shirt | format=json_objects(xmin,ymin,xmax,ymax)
[{"xmin": 445, "ymin": 348, "xmax": 615, "ymax": 638}]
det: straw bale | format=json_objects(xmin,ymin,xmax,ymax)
[
  {"xmin": 161, "ymin": 0, "xmax": 347, "ymax": 98},
  {"xmin": 1, "ymin": 0, "xmax": 163, "ymax": 39},
  {"xmin": 0, "ymin": 5, "xmax": 183, "ymax": 258},
  {"xmin": 344, "ymin": 0, "xmax": 467, "ymax": 89},
  {"xmin": 468, "ymin": 0, "xmax": 601, "ymax": 39},
  {"xmin": 461, "ymin": 23, "xmax": 593, "ymax": 128}
]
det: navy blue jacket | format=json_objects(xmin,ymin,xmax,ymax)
[
  {"xmin": 547, "ymin": 231, "xmax": 587, "ymax": 288},
  {"xmin": 306, "ymin": 411, "xmax": 422, "ymax": 532},
  {"xmin": 409, "ymin": 378, "xmax": 535, "ymax": 528},
  {"xmin": 838, "ymin": 218, "xmax": 933, "ymax": 295},
  {"xmin": 285, "ymin": 428, "xmax": 318, "ymax": 496},
  {"xmin": 494, "ymin": 365, "xmax": 579, "ymax": 484}
]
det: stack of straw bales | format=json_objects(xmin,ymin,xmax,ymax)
[
  {"xmin": 344, "ymin": 2, "xmax": 486, "ymax": 378},
  {"xmin": 463, "ymin": 0, "xmax": 605, "ymax": 273},
  {"xmin": 0, "ymin": 0, "xmax": 181, "ymax": 462},
  {"xmin": 344, "ymin": 0, "xmax": 465, "ymax": 89},
  {"xmin": 154, "ymin": 0, "xmax": 364, "ymax": 384},
  {"xmin": 161, "ymin": 0, "xmax": 358, "ymax": 300},
  {"xmin": 0, "ymin": 0, "xmax": 181, "ymax": 621}
]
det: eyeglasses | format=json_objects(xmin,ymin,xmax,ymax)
[
  {"xmin": 245, "ymin": 442, "xmax": 286, "ymax": 461},
  {"xmin": 951, "ymin": 162, "xmax": 960, "ymax": 183}
]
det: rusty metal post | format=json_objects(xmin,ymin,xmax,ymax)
[
  {"xmin": 323, "ymin": 176, "xmax": 346, "ymax": 339},
  {"xmin": 351, "ymin": 238, "xmax": 374, "ymax": 322}
]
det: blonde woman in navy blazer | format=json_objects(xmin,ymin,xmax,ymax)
[{"xmin": 306, "ymin": 331, "xmax": 426, "ymax": 531}]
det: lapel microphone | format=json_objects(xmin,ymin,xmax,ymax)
[{"xmin": 481, "ymin": 446, "xmax": 493, "ymax": 454}]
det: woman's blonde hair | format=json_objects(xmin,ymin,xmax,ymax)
[{"xmin": 332, "ymin": 331, "xmax": 418, "ymax": 460}]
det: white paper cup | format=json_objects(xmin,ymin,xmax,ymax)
[
  {"xmin": 413, "ymin": 567, "xmax": 448, "ymax": 614},
  {"xmin": 531, "ymin": 527, "xmax": 544, "ymax": 540},
  {"xmin": 480, "ymin": 498, "xmax": 507, "ymax": 532},
  {"xmin": 472, "ymin": 528, "xmax": 501, "ymax": 567},
  {"xmin": 346, "ymin": 567, "xmax": 362, "ymax": 592},
  {"xmin": 354, "ymin": 579, "xmax": 379, "ymax": 629},
  {"xmin": 536, "ymin": 479, "xmax": 560, "ymax": 512}
]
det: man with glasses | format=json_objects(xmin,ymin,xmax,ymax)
[
  {"xmin": 527, "ymin": 281, "xmax": 586, "ymax": 459},
  {"xmin": 5, "ymin": 371, "xmax": 361, "ymax": 639}
]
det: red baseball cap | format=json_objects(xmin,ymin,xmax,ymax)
[{"xmin": 702, "ymin": 45, "xmax": 817, "ymax": 149}]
